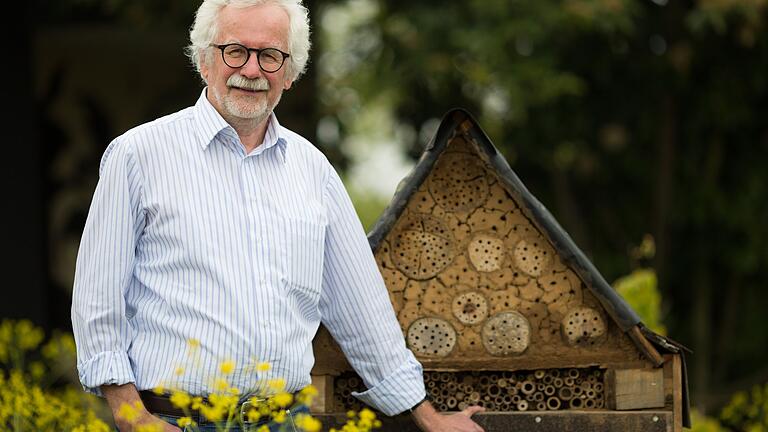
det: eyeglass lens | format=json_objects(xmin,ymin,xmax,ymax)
[{"xmin": 221, "ymin": 44, "xmax": 285, "ymax": 72}]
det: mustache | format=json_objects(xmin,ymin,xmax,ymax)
[{"xmin": 226, "ymin": 74, "xmax": 270, "ymax": 91}]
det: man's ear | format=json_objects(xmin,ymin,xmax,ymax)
[
  {"xmin": 199, "ymin": 51, "xmax": 210, "ymax": 82},
  {"xmin": 283, "ymin": 78, "xmax": 293, "ymax": 91}
]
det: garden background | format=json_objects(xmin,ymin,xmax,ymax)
[{"xmin": 2, "ymin": 0, "xmax": 767, "ymax": 429}]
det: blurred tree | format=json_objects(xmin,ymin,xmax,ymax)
[{"xmin": 318, "ymin": 0, "xmax": 768, "ymax": 412}]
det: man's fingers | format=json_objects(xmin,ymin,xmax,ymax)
[{"xmin": 461, "ymin": 405, "xmax": 485, "ymax": 417}]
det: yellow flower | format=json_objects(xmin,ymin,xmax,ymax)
[
  {"xmin": 256, "ymin": 362, "xmax": 271, "ymax": 372},
  {"xmin": 220, "ymin": 360, "xmax": 235, "ymax": 375},
  {"xmin": 272, "ymin": 391, "xmax": 293, "ymax": 408},
  {"xmin": 246, "ymin": 408, "xmax": 262, "ymax": 422},
  {"xmin": 191, "ymin": 396, "xmax": 204, "ymax": 410},
  {"xmin": 295, "ymin": 413, "xmax": 322, "ymax": 432},
  {"xmin": 200, "ymin": 404, "xmax": 226, "ymax": 422},
  {"xmin": 174, "ymin": 367, "xmax": 185, "ymax": 376},
  {"xmin": 177, "ymin": 416, "xmax": 195, "ymax": 428},
  {"xmin": 360, "ymin": 408, "xmax": 376, "ymax": 422},
  {"xmin": 214, "ymin": 378, "xmax": 230, "ymax": 392},
  {"xmin": 136, "ymin": 423, "xmax": 163, "ymax": 432},
  {"xmin": 256, "ymin": 425, "xmax": 270, "ymax": 432},
  {"xmin": 170, "ymin": 392, "xmax": 191, "ymax": 409},
  {"xmin": 152, "ymin": 385, "xmax": 165, "ymax": 395},
  {"xmin": 267, "ymin": 378, "xmax": 286, "ymax": 391},
  {"xmin": 272, "ymin": 410, "xmax": 287, "ymax": 423},
  {"xmin": 118, "ymin": 402, "xmax": 139, "ymax": 423},
  {"xmin": 188, "ymin": 339, "xmax": 201, "ymax": 349}
]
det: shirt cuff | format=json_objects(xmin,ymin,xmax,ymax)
[
  {"xmin": 352, "ymin": 356, "xmax": 426, "ymax": 416},
  {"xmin": 77, "ymin": 350, "xmax": 136, "ymax": 396}
]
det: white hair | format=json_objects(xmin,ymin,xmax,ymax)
[{"xmin": 186, "ymin": 0, "xmax": 311, "ymax": 83}]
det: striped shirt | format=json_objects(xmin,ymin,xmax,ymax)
[{"xmin": 71, "ymin": 89, "xmax": 425, "ymax": 415}]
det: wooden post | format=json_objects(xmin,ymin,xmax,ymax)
[
  {"xmin": 663, "ymin": 354, "xmax": 683, "ymax": 432},
  {"xmin": 310, "ymin": 374, "xmax": 336, "ymax": 413}
]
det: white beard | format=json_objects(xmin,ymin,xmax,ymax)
[{"xmin": 213, "ymin": 74, "xmax": 282, "ymax": 124}]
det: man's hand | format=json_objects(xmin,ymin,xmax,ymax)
[
  {"xmin": 101, "ymin": 383, "xmax": 182, "ymax": 432},
  {"xmin": 411, "ymin": 400, "xmax": 485, "ymax": 432}
]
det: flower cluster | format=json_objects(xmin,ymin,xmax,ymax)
[
  {"xmin": 118, "ymin": 341, "xmax": 345, "ymax": 432},
  {"xmin": 0, "ymin": 319, "xmax": 111, "ymax": 431},
  {"xmin": 329, "ymin": 409, "xmax": 382, "ymax": 432}
]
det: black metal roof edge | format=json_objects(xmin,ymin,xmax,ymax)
[{"xmin": 367, "ymin": 108, "xmax": 641, "ymax": 330}]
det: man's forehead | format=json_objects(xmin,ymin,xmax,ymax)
[{"xmin": 216, "ymin": 4, "xmax": 290, "ymax": 49}]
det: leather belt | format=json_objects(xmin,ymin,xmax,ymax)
[{"xmin": 139, "ymin": 391, "xmax": 282, "ymax": 424}]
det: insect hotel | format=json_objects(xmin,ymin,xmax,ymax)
[{"xmin": 312, "ymin": 109, "xmax": 691, "ymax": 431}]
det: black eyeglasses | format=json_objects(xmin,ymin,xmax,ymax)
[{"xmin": 212, "ymin": 43, "xmax": 290, "ymax": 73}]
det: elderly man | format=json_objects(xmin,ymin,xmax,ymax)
[{"xmin": 72, "ymin": 0, "xmax": 484, "ymax": 431}]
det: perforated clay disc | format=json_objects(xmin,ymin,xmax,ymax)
[
  {"xmin": 452, "ymin": 291, "xmax": 489, "ymax": 325},
  {"xmin": 428, "ymin": 153, "xmax": 489, "ymax": 213},
  {"xmin": 513, "ymin": 236, "xmax": 552, "ymax": 277},
  {"xmin": 392, "ymin": 215, "xmax": 455, "ymax": 280},
  {"xmin": 561, "ymin": 307, "xmax": 606, "ymax": 347},
  {"xmin": 482, "ymin": 311, "xmax": 531, "ymax": 355},
  {"xmin": 468, "ymin": 233, "xmax": 506, "ymax": 272},
  {"xmin": 407, "ymin": 318, "xmax": 457, "ymax": 357}
]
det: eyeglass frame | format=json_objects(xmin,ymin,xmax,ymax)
[{"xmin": 211, "ymin": 43, "xmax": 291, "ymax": 73}]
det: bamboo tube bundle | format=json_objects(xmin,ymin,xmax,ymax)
[
  {"xmin": 542, "ymin": 374, "xmax": 553, "ymax": 385},
  {"xmin": 533, "ymin": 392, "xmax": 545, "ymax": 402},
  {"xmin": 544, "ymin": 385, "xmax": 556, "ymax": 396},
  {"xmin": 563, "ymin": 377, "xmax": 575, "ymax": 387},
  {"xmin": 534, "ymin": 369, "xmax": 546, "ymax": 380},
  {"xmin": 536, "ymin": 402, "xmax": 547, "ymax": 411}
]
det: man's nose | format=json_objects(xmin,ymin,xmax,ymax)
[{"xmin": 239, "ymin": 53, "xmax": 264, "ymax": 78}]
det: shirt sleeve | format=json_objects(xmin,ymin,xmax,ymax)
[
  {"xmin": 318, "ymin": 169, "xmax": 426, "ymax": 416},
  {"xmin": 71, "ymin": 138, "xmax": 145, "ymax": 395}
]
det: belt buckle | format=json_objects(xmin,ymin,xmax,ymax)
[{"xmin": 239, "ymin": 396, "xmax": 267, "ymax": 424}]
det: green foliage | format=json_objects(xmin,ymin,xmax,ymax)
[
  {"xmin": 613, "ymin": 268, "xmax": 666, "ymax": 335},
  {"xmin": 346, "ymin": 181, "xmax": 391, "ymax": 231},
  {"xmin": 690, "ymin": 409, "xmax": 728, "ymax": 432},
  {"xmin": 721, "ymin": 383, "xmax": 768, "ymax": 431}
]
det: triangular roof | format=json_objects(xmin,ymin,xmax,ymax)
[{"xmin": 369, "ymin": 109, "xmax": 641, "ymax": 331}]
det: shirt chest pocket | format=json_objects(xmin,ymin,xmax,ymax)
[{"xmin": 282, "ymin": 217, "xmax": 326, "ymax": 294}]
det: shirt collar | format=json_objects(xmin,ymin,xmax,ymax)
[{"xmin": 193, "ymin": 88, "xmax": 288, "ymax": 163}]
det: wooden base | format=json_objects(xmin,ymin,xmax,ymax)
[{"xmin": 315, "ymin": 410, "xmax": 674, "ymax": 432}]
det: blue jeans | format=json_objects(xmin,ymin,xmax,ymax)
[{"xmin": 156, "ymin": 405, "xmax": 310, "ymax": 432}]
